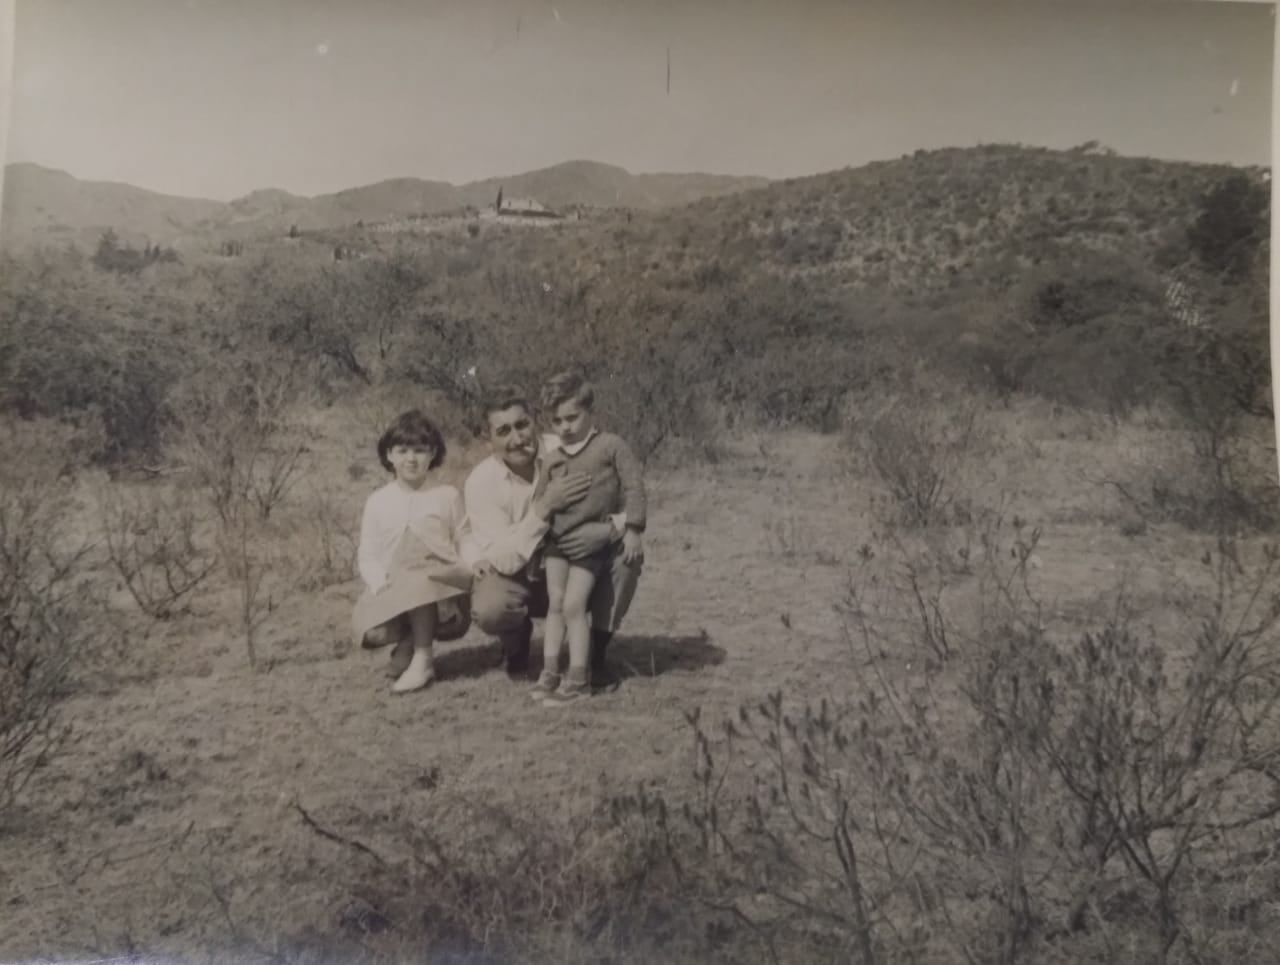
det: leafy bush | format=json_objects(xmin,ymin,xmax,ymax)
[
  {"xmin": 0, "ymin": 253, "xmax": 180, "ymax": 462},
  {"xmin": 1187, "ymin": 172, "xmax": 1269, "ymax": 282},
  {"xmin": 93, "ymin": 229, "xmax": 179, "ymax": 274}
]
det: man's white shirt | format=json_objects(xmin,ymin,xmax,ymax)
[{"xmin": 461, "ymin": 433, "xmax": 625, "ymax": 575}]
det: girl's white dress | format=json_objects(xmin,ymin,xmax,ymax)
[{"xmin": 351, "ymin": 481, "xmax": 474, "ymax": 647}]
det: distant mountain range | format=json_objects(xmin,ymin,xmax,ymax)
[{"xmin": 0, "ymin": 160, "xmax": 770, "ymax": 250}]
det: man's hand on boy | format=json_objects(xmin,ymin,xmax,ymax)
[
  {"xmin": 556, "ymin": 520, "xmax": 614, "ymax": 559},
  {"xmin": 622, "ymin": 529, "xmax": 644, "ymax": 565},
  {"xmin": 534, "ymin": 472, "xmax": 592, "ymax": 519}
]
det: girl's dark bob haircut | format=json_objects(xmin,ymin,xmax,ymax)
[{"xmin": 377, "ymin": 409, "xmax": 446, "ymax": 473}]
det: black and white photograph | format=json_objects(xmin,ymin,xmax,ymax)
[{"xmin": 0, "ymin": 0, "xmax": 1276, "ymax": 962}]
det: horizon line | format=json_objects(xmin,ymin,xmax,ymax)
[{"xmin": 3, "ymin": 142, "xmax": 1271, "ymax": 207}]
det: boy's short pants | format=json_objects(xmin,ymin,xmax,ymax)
[{"xmin": 542, "ymin": 531, "xmax": 611, "ymax": 576}]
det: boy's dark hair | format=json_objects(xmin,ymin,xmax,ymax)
[
  {"xmin": 377, "ymin": 410, "xmax": 446, "ymax": 472},
  {"xmin": 475, "ymin": 384, "xmax": 534, "ymax": 435},
  {"xmin": 540, "ymin": 370, "xmax": 594, "ymax": 414}
]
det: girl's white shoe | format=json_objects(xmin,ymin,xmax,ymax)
[{"xmin": 391, "ymin": 651, "xmax": 435, "ymax": 693}]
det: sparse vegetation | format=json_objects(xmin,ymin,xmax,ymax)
[
  {"xmin": 0, "ymin": 420, "xmax": 116, "ymax": 826},
  {"xmin": 612, "ymin": 519, "xmax": 1280, "ymax": 965},
  {"xmin": 95, "ymin": 481, "xmax": 217, "ymax": 620},
  {"xmin": 861, "ymin": 388, "xmax": 990, "ymax": 527},
  {"xmin": 0, "ymin": 146, "xmax": 1275, "ymax": 963}
]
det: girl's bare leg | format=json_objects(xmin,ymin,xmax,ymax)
[
  {"xmin": 392, "ymin": 603, "xmax": 437, "ymax": 693},
  {"xmin": 388, "ymin": 615, "xmax": 414, "ymax": 677}
]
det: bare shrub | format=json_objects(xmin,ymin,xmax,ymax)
[
  {"xmin": 290, "ymin": 486, "xmax": 359, "ymax": 593},
  {"xmin": 214, "ymin": 514, "xmax": 293, "ymax": 673},
  {"xmin": 167, "ymin": 357, "xmax": 310, "ymax": 670},
  {"xmin": 1165, "ymin": 355, "xmax": 1279, "ymax": 534},
  {"xmin": 1092, "ymin": 392, "xmax": 1278, "ymax": 537},
  {"xmin": 858, "ymin": 390, "xmax": 990, "ymax": 527},
  {"xmin": 0, "ymin": 420, "xmax": 107, "ymax": 822},
  {"xmin": 615, "ymin": 518, "xmax": 1280, "ymax": 963},
  {"xmin": 167, "ymin": 356, "xmax": 312, "ymax": 526},
  {"xmin": 289, "ymin": 790, "xmax": 685, "ymax": 965},
  {"xmin": 95, "ymin": 481, "xmax": 216, "ymax": 619}
]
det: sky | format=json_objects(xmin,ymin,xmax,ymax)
[{"xmin": 2, "ymin": 0, "xmax": 1275, "ymax": 201}]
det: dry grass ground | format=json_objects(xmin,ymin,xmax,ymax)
[{"xmin": 2, "ymin": 393, "xmax": 1278, "ymax": 963}]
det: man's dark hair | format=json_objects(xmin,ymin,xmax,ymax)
[{"xmin": 476, "ymin": 384, "xmax": 534, "ymax": 435}]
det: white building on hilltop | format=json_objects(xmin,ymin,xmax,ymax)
[{"xmin": 483, "ymin": 187, "xmax": 564, "ymax": 225}]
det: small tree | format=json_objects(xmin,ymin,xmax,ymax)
[
  {"xmin": 166, "ymin": 356, "xmax": 310, "ymax": 670},
  {"xmin": 92, "ymin": 228, "xmax": 122, "ymax": 271}
]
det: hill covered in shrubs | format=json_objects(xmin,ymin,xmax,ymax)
[
  {"xmin": 376, "ymin": 144, "xmax": 1261, "ymax": 296},
  {"xmin": 0, "ymin": 144, "xmax": 1269, "ymax": 466}
]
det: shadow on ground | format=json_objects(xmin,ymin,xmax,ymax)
[
  {"xmin": 508, "ymin": 631, "xmax": 724, "ymax": 682},
  {"xmin": 433, "ymin": 639, "xmax": 508, "ymax": 680},
  {"xmin": 606, "ymin": 630, "xmax": 725, "ymax": 681},
  {"xmin": 357, "ymin": 630, "xmax": 726, "ymax": 684}
]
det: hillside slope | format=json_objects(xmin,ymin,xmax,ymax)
[
  {"xmin": 425, "ymin": 145, "xmax": 1267, "ymax": 299},
  {"xmin": 0, "ymin": 163, "xmax": 226, "ymax": 250}
]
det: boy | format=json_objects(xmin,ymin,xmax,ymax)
[{"xmin": 531, "ymin": 371, "xmax": 646, "ymax": 705}]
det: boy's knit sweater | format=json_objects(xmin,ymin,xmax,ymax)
[{"xmin": 541, "ymin": 430, "xmax": 646, "ymax": 538}]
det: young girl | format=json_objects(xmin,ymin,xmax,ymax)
[
  {"xmin": 531, "ymin": 371, "xmax": 646, "ymax": 706},
  {"xmin": 352, "ymin": 410, "xmax": 474, "ymax": 694}
]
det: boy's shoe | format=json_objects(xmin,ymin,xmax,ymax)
[
  {"xmin": 529, "ymin": 670, "xmax": 561, "ymax": 701},
  {"xmin": 541, "ymin": 676, "xmax": 590, "ymax": 706}
]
